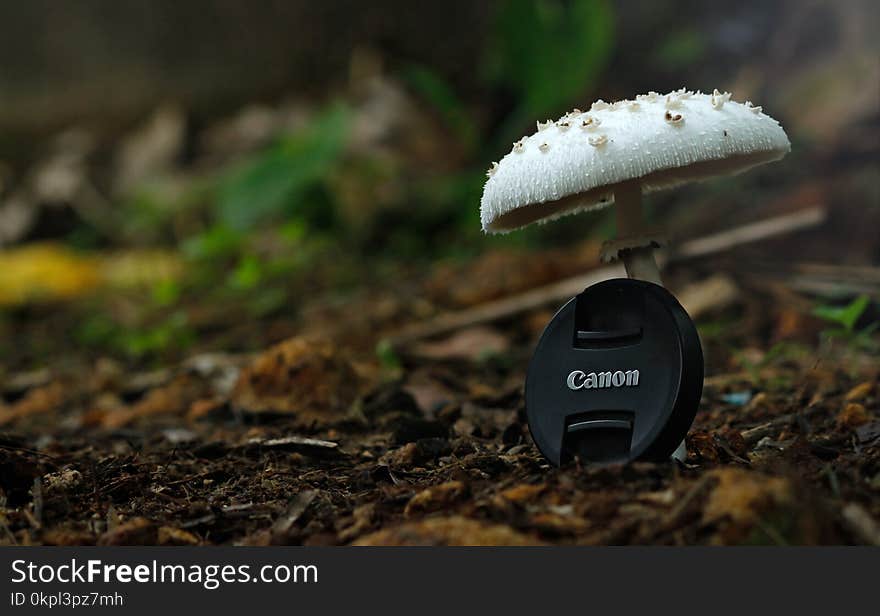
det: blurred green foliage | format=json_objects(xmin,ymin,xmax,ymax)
[
  {"xmin": 17, "ymin": 0, "xmax": 618, "ymax": 363},
  {"xmin": 813, "ymin": 294, "xmax": 870, "ymax": 333},
  {"xmin": 655, "ymin": 27, "xmax": 706, "ymax": 71},
  {"xmin": 403, "ymin": 66, "xmax": 479, "ymax": 153},
  {"xmin": 405, "ymin": 0, "xmax": 615, "ymax": 252},
  {"xmin": 485, "ymin": 0, "xmax": 613, "ymax": 130},
  {"xmin": 735, "ymin": 340, "xmax": 809, "ymax": 391},
  {"xmin": 76, "ymin": 308, "xmax": 195, "ymax": 361},
  {"xmin": 218, "ymin": 104, "xmax": 349, "ymax": 231},
  {"xmin": 813, "ymin": 294, "xmax": 878, "ymax": 351},
  {"xmin": 375, "ymin": 338, "xmax": 402, "ymax": 372}
]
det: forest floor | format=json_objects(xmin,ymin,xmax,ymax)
[{"xmin": 1, "ymin": 247, "xmax": 878, "ymax": 546}]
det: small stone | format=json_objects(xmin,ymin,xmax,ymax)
[{"xmin": 43, "ymin": 468, "xmax": 83, "ymax": 493}]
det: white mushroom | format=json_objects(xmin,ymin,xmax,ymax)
[{"xmin": 480, "ymin": 88, "xmax": 790, "ymax": 285}]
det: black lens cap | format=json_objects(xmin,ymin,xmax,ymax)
[{"xmin": 525, "ymin": 278, "xmax": 703, "ymax": 466}]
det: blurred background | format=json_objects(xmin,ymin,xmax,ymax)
[{"xmin": 0, "ymin": 0, "xmax": 877, "ymax": 369}]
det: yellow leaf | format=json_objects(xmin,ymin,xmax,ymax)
[{"xmin": 0, "ymin": 243, "xmax": 100, "ymax": 305}]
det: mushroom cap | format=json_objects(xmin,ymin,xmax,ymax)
[{"xmin": 480, "ymin": 89, "xmax": 790, "ymax": 233}]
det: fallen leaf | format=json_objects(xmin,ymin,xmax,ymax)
[
  {"xmin": 338, "ymin": 503, "xmax": 377, "ymax": 543},
  {"xmin": 405, "ymin": 481, "xmax": 468, "ymax": 517},
  {"xmin": 702, "ymin": 468, "xmax": 793, "ymax": 526},
  {"xmin": 40, "ymin": 527, "xmax": 95, "ymax": 546},
  {"xmin": 231, "ymin": 336, "xmax": 366, "ymax": 424},
  {"xmin": 841, "ymin": 503, "xmax": 880, "ymax": 546},
  {"xmin": 97, "ymin": 518, "xmax": 157, "ymax": 546},
  {"xmin": 530, "ymin": 511, "xmax": 589, "ymax": 535},
  {"xmin": 0, "ymin": 382, "xmax": 66, "ymax": 427},
  {"xmin": 837, "ymin": 402, "xmax": 871, "ymax": 429},
  {"xmin": 410, "ymin": 326, "xmax": 508, "ymax": 362},
  {"xmin": 688, "ymin": 431, "xmax": 719, "ymax": 463},
  {"xmin": 0, "ymin": 243, "xmax": 183, "ymax": 306},
  {"xmin": 246, "ymin": 435, "xmax": 338, "ymax": 450},
  {"xmin": 500, "ymin": 483, "xmax": 546, "ymax": 504},
  {"xmin": 158, "ymin": 526, "xmax": 200, "ymax": 546},
  {"xmin": 353, "ymin": 516, "xmax": 541, "ymax": 546},
  {"xmin": 272, "ymin": 490, "xmax": 318, "ymax": 539},
  {"xmin": 845, "ymin": 381, "xmax": 875, "ymax": 402},
  {"xmin": 380, "ymin": 438, "xmax": 451, "ymax": 468},
  {"xmin": 115, "ymin": 104, "xmax": 186, "ymax": 191},
  {"xmin": 102, "ymin": 374, "xmax": 210, "ymax": 429},
  {"xmin": 0, "ymin": 243, "xmax": 100, "ymax": 305}
]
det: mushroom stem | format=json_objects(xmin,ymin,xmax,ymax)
[
  {"xmin": 614, "ymin": 180, "xmax": 686, "ymax": 463},
  {"xmin": 614, "ymin": 180, "xmax": 663, "ymax": 285}
]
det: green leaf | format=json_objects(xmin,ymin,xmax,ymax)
[
  {"xmin": 217, "ymin": 103, "xmax": 349, "ymax": 230},
  {"xmin": 813, "ymin": 294, "xmax": 870, "ymax": 332},
  {"xmin": 656, "ymin": 28, "xmax": 706, "ymax": 70},
  {"xmin": 375, "ymin": 338, "xmax": 401, "ymax": 371},
  {"xmin": 486, "ymin": 0, "xmax": 614, "ymax": 119},
  {"xmin": 181, "ymin": 225, "xmax": 243, "ymax": 261},
  {"xmin": 228, "ymin": 254, "xmax": 263, "ymax": 291},
  {"xmin": 403, "ymin": 65, "xmax": 478, "ymax": 151}
]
